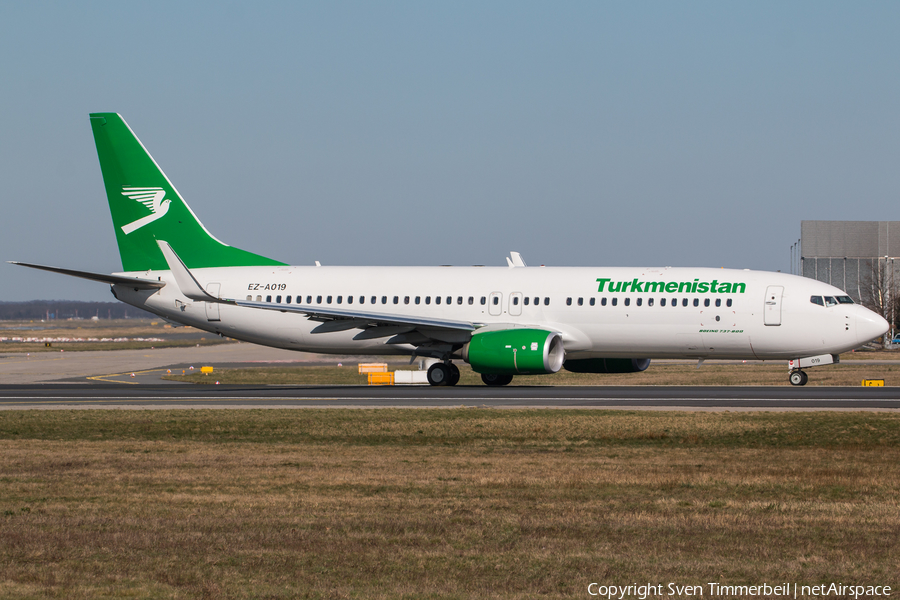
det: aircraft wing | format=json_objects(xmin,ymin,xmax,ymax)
[
  {"xmin": 232, "ymin": 298, "xmax": 477, "ymax": 333},
  {"xmin": 8, "ymin": 261, "xmax": 166, "ymax": 289},
  {"xmin": 156, "ymin": 240, "xmax": 478, "ymax": 348}
]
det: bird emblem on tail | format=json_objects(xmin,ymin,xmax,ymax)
[{"xmin": 120, "ymin": 186, "xmax": 171, "ymax": 234}]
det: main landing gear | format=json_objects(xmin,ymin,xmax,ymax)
[
  {"xmin": 427, "ymin": 362, "xmax": 460, "ymax": 386},
  {"xmin": 481, "ymin": 373, "xmax": 513, "ymax": 386}
]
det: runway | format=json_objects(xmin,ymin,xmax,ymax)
[
  {"xmin": 3, "ymin": 344, "xmax": 900, "ymax": 410},
  {"xmin": 1, "ymin": 382, "xmax": 899, "ymax": 410}
]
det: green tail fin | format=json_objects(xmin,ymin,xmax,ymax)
[{"xmin": 90, "ymin": 113, "xmax": 285, "ymax": 271}]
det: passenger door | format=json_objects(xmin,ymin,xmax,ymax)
[{"xmin": 764, "ymin": 285, "xmax": 783, "ymax": 326}]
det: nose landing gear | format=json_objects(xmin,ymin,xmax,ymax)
[
  {"xmin": 787, "ymin": 353, "xmax": 838, "ymax": 386},
  {"xmin": 789, "ymin": 370, "xmax": 808, "ymax": 386}
]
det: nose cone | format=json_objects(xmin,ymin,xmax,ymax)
[{"xmin": 857, "ymin": 309, "xmax": 890, "ymax": 345}]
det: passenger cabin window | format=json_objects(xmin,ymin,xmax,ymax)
[
  {"xmin": 257, "ymin": 295, "xmax": 262, "ymax": 302},
  {"xmin": 682, "ymin": 298, "xmax": 688, "ymax": 307},
  {"xmin": 468, "ymin": 297, "xmax": 474, "ymax": 305},
  {"xmin": 425, "ymin": 296, "xmax": 431, "ymax": 305},
  {"xmin": 381, "ymin": 296, "xmax": 387, "ymax": 304},
  {"xmin": 590, "ymin": 298, "xmax": 595, "ymax": 306},
  {"xmin": 276, "ymin": 295, "xmax": 282, "ymax": 303},
  {"xmin": 306, "ymin": 296, "xmax": 312, "ymax": 304},
  {"xmin": 566, "ymin": 298, "xmax": 572, "ymax": 306},
  {"xmin": 636, "ymin": 298, "xmax": 642, "ymax": 306},
  {"xmin": 624, "ymin": 298, "xmax": 630, "ymax": 306},
  {"xmin": 286, "ymin": 296, "xmax": 292, "ymax": 304},
  {"xmin": 359, "ymin": 296, "xmax": 365, "ymax": 304},
  {"xmin": 612, "ymin": 298, "xmax": 618, "ymax": 306},
  {"xmin": 393, "ymin": 296, "xmax": 399, "ymax": 304},
  {"xmin": 512, "ymin": 296, "xmax": 519, "ymax": 305},
  {"xmin": 601, "ymin": 298, "xmax": 607, "ymax": 306},
  {"xmin": 436, "ymin": 296, "xmax": 442, "ymax": 305},
  {"xmin": 246, "ymin": 295, "xmax": 252, "ymax": 301},
  {"xmin": 347, "ymin": 296, "xmax": 352, "ymax": 304},
  {"xmin": 693, "ymin": 298, "xmax": 699, "ymax": 307},
  {"xmin": 648, "ymin": 298, "xmax": 654, "ymax": 306},
  {"xmin": 704, "ymin": 298, "xmax": 710, "ymax": 307},
  {"xmin": 811, "ymin": 296, "xmax": 825, "ymax": 306},
  {"xmin": 415, "ymin": 296, "xmax": 420, "ymax": 305},
  {"xmin": 660, "ymin": 298, "xmax": 666, "ymax": 306},
  {"xmin": 336, "ymin": 296, "xmax": 342, "ymax": 304},
  {"xmin": 446, "ymin": 296, "xmax": 452, "ymax": 305},
  {"xmin": 457, "ymin": 296, "xmax": 463, "ymax": 305},
  {"xmin": 726, "ymin": 299, "xmax": 733, "ymax": 307},
  {"xmin": 266, "ymin": 295, "xmax": 272, "ymax": 303},
  {"xmin": 533, "ymin": 297, "xmax": 539, "ymax": 305},
  {"xmin": 715, "ymin": 298, "xmax": 721, "ymax": 307},
  {"xmin": 578, "ymin": 297, "xmax": 583, "ymax": 306},
  {"xmin": 524, "ymin": 297, "xmax": 530, "ymax": 306},
  {"xmin": 544, "ymin": 298, "xmax": 550, "ymax": 306},
  {"xmin": 492, "ymin": 296, "xmax": 499, "ymax": 305},
  {"xmin": 327, "ymin": 296, "xmax": 332, "ymax": 304}
]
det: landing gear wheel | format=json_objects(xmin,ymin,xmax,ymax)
[
  {"xmin": 789, "ymin": 370, "xmax": 808, "ymax": 386},
  {"xmin": 427, "ymin": 363, "xmax": 451, "ymax": 386},
  {"xmin": 481, "ymin": 373, "xmax": 513, "ymax": 386},
  {"xmin": 447, "ymin": 363, "xmax": 460, "ymax": 386}
]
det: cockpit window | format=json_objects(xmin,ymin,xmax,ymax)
[
  {"xmin": 810, "ymin": 296, "xmax": 824, "ymax": 306},
  {"xmin": 824, "ymin": 296, "xmax": 838, "ymax": 307},
  {"xmin": 837, "ymin": 296, "xmax": 854, "ymax": 304}
]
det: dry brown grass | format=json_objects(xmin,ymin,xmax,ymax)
[{"xmin": 0, "ymin": 410, "xmax": 898, "ymax": 599}]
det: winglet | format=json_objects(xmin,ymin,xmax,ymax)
[{"xmin": 156, "ymin": 240, "xmax": 224, "ymax": 302}]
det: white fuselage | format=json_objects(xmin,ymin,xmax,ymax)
[{"xmin": 111, "ymin": 264, "xmax": 888, "ymax": 362}]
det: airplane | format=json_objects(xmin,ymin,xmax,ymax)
[{"xmin": 10, "ymin": 113, "xmax": 890, "ymax": 387}]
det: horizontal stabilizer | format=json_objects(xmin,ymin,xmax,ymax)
[{"xmin": 8, "ymin": 261, "xmax": 166, "ymax": 289}]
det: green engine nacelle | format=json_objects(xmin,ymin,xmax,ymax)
[{"xmin": 462, "ymin": 329, "xmax": 565, "ymax": 375}]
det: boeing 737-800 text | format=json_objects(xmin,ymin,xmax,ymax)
[{"xmin": 11, "ymin": 114, "xmax": 889, "ymax": 386}]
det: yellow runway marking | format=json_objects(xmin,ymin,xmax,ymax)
[{"xmin": 87, "ymin": 368, "xmax": 172, "ymax": 384}]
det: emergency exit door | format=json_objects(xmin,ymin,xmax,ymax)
[{"xmin": 764, "ymin": 285, "xmax": 783, "ymax": 326}]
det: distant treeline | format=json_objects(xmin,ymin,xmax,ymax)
[{"xmin": 0, "ymin": 301, "xmax": 155, "ymax": 321}]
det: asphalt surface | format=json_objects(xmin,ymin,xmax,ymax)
[
  {"xmin": 3, "ymin": 344, "xmax": 900, "ymax": 410},
  {"xmin": 1, "ymin": 382, "xmax": 899, "ymax": 410}
]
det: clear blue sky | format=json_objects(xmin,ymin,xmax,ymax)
[{"xmin": 2, "ymin": 1, "xmax": 899, "ymax": 301}]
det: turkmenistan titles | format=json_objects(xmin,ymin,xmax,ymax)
[{"xmin": 595, "ymin": 278, "xmax": 747, "ymax": 294}]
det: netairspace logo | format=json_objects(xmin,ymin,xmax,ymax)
[{"xmin": 586, "ymin": 582, "xmax": 892, "ymax": 599}]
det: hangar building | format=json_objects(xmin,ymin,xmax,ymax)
[{"xmin": 800, "ymin": 220, "xmax": 900, "ymax": 303}]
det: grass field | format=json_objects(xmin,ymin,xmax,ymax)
[
  {"xmin": 0, "ymin": 410, "xmax": 898, "ymax": 598},
  {"xmin": 165, "ymin": 358, "xmax": 900, "ymax": 386},
  {"xmin": 0, "ymin": 319, "xmax": 231, "ymax": 353}
]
